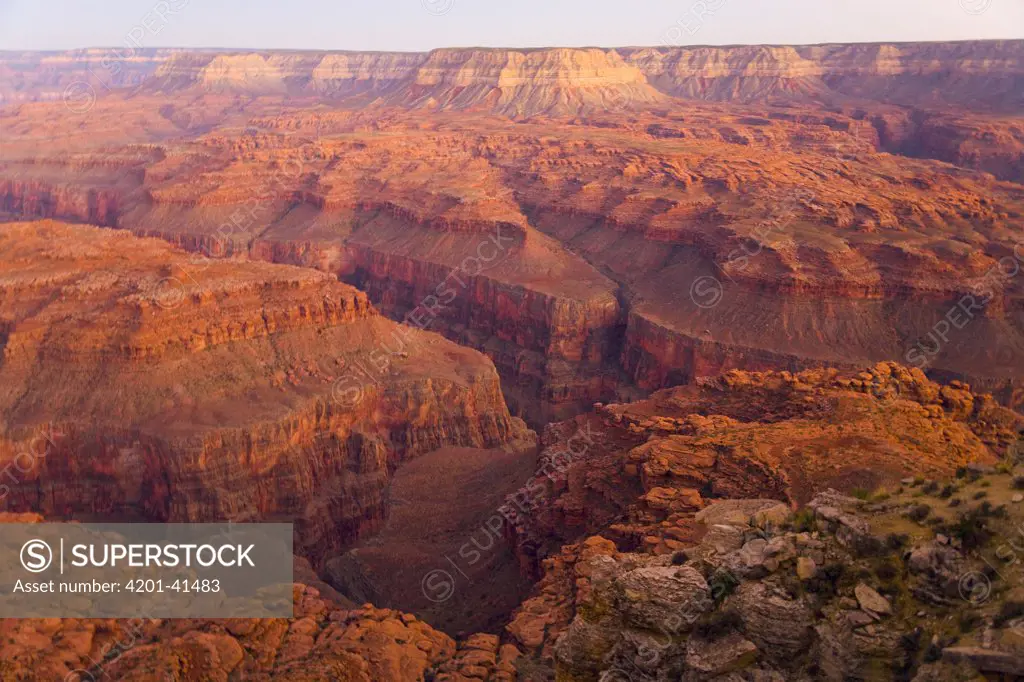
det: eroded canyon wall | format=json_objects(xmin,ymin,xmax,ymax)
[
  {"xmin": 2, "ymin": 41, "xmax": 1022, "ymax": 422},
  {"xmin": 0, "ymin": 221, "xmax": 531, "ymax": 567}
]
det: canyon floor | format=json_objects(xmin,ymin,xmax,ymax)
[
  {"xmin": 329, "ymin": 446, "xmax": 538, "ymax": 637},
  {"xmin": 0, "ymin": 39, "xmax": 1022, "ymax": 681}
]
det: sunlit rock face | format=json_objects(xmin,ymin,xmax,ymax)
[{"xmin": 0, "ymin": 221, "xmax": 529, "ymax": 567}]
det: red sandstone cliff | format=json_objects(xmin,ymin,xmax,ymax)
[{"xmin": 0, "ymin": 221, "xmax": 532, "ymax": 568}]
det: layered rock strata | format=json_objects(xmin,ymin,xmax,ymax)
[
  {"xmin": 2, "ymin": 42, "xmax": 1022, "ymax": 423},
  {"xmin": 0, "ymin": 221, "xmax": 531, "ymax": 567}
]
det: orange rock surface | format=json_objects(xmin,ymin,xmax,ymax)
[
  {"xmin": 0, "ymin": 221, "xmax": 530, "ymax": 567},
  {"xmin": 0, "ymin": 41, "xmax": 1023, "ymax": 681},
  {"xmin": 2, "ymin": 43, "xmax": 1021, "ymax": 424}
]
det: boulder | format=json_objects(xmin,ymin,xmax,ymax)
[
  {"xmin": 616, "ymin": 565, "xmax": 713, "ymax": 631},
  {"xmin": 854, "ymin": 583, "xmax": 892, "ymax": 618},
  {"xmin": 730, "ymin": 582, "xmax": 814, "ymax": 661},
  {"xmin": 685, "ymin": 631, "xmax": 759, "ymax": 676},
  {"xmin": 796, "ymin": 557, "xmax": 817, "ymax": 580},
  {"xmin": 942, "ymin": 646, "xmax": 1024, "ymax": 675},
  {"xmin": 696, "ymin": 500, "xmax": 788, "ymax": 528}
]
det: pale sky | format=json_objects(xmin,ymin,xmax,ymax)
[{"xmin": 0, "ymin": 0, "xmax": 1021, "ymax": 51}]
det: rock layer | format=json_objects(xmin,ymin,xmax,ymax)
[
  {"xmin": 5, "ymin": 41, "xmax": 1022, "ymax": 112},
  {"xmin": 0, "ymin": 221, "xmax": 530, "ymax": 567},
  {"xmin": 4, "ymin": 86, "xmax": 1022, "ymax": 421}
]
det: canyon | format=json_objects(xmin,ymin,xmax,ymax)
[
  {"xmin": 2, "ymin": 41, "xmax": 1023, "ymax": 424},
  {"xmin": 0, "ymin": 38, "xmax": 1023, "ymax": 681},
  {"xmin": 3, "ymin": 366, "xmax": 1022, "ymax": 680},
  {"xmin": 0, "ymin": 221, "xmax": 532, "ymax": 569}
]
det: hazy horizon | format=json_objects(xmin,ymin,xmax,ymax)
[
  {"xmin": 1, "ymin": 0, "xmax": 1022, "ymax": 52},
  {"xmin": 5, "ymin": 37, "xmax": 1024, "ymax": 55}
]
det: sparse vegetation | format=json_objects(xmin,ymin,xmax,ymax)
[
  {"xmin": 708, "ymin": 569, "xmax": 740, "ymax": 604},
  {"xmin": 806, "ymin": 562, "xmax": 845, "ymax": 596},
  {"xmin": 978, "ymin": 501, "xmax": 1008, "ymax": 519},
  {"xmin": 693, "ymin": 609, "xmax": 743, "ymax": 640},
  {"xmin": 937, "ymin": 507, "xmax": 993, "ymax": 551},
  {"xmin": 994, "ymin": 601, "xmax": 1024, "ymax": 628},
  {"xmin": 907, "ymin": 504, "xmax": 931, "ymax": 523},
  {"xmin": 789, "ymin": 508, "xmax": 816, "ymax": 533},
  {"xmin": 958, "ymin": 610, "xmax": 983, "ymax": 632},
  {"xmin": 885, "ymin": 532, "xmax": 910, "ymax": 550}
]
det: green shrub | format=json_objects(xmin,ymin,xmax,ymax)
[
  {"xmin": 790, "ymin": 508, "xmax": 816, "ymax": 533},
  {"xmin": 693, "ymin": 609, "xmax": 743, "ymax": 639},
  {"xmin": 908, "ymin": 504, "xmax": 931, "ymax": 523},
  {"xmin": 875, "ymin": 559, "xmax": 900, "ymax": 583},
  {"xmin": 707, "ymin": 569, "xmax": 739, "ymax": 604},
  {"xmin": 958, "ymin": 611, "xmax": 982, "ymax": 632},
  {"xmin": 806, "ymin": 563, "xmax": 846, "ymax": 596},
  {"xmin": 938, "ymin": 508, "xmax": 993, "ymax": 551},
  {"xmin": 885, "ymin": 533, "xmax": 910, "ymax": 551},
  {"xmin": 994, "ymin": 601, "xmax": 1024, "ymax": 628}
]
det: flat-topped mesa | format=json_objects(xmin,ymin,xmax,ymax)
[
  {"xmin": 310, "ymin": 51, "xmax": 431, "ymax": 96},
  {"xmin": 0, "ymin": 48, "xmax": 180, "ymax": 104},
  {"xmin": 5, "ymin": 41, "xmax": 1024, "ymax": 112},
  {"xmin": 139, "ymin": 47, "xmax": 667, "ymax": 115},
  {"xmin": 620, "ymin": 40, "xmax": 1024, "ymax": 109},
  {"xmin": 400, "ymin": 47, "xmax": 666, "ymax": 116},
  {"xmin": 0, "ymin": 221, "xmax": 531, "ymax": 567},
  {"xmin": 145, "ymin": 50, "xmax": 428, "ymax": 96},
  {"xmin": 146, "ymin": 52, "xmax": 322, "ymax": 94}
]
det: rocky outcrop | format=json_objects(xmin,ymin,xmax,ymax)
[
  {"xmin": 506, "ymin": 465, "xmax": 1024, "ymax": 680},
  {"xmin": 0, "ymin": 221, "xmax": 531, "ymax": 568},
  {"xmin": 0, "ymin": 583, "xmax": 523, "ymax": 681},
  {"xmin": 894, "ymin": 112, "xmax": 1024, "ymax": 183},
  {"xmin": 504, "ymin": 363, "xmax": 1022, "ymax": 577},
  {"xmin": 0, "ymin": 512, "xmax": 522, "ymax": 680}
]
